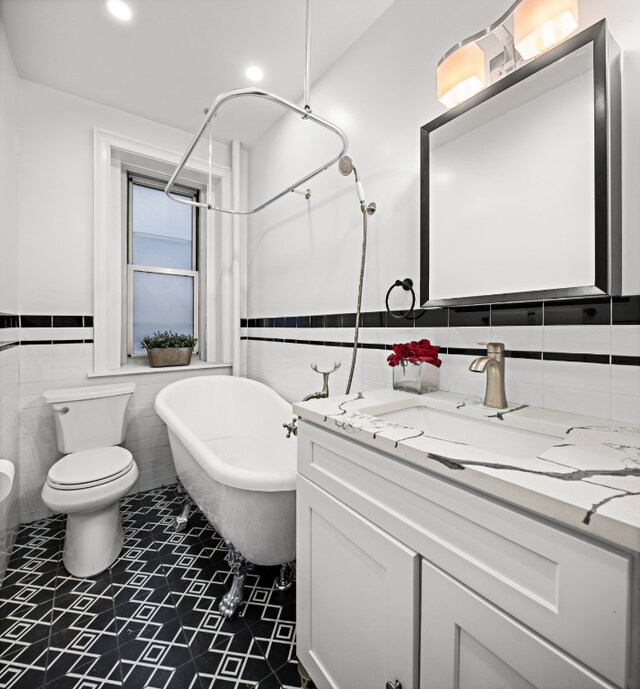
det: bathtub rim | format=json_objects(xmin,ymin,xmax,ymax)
[{"xmin": 155, "ymin": 376, "xmax": 296, "ymax": 492}]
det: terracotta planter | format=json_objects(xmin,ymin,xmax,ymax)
[{"xmin": 146, "ymin": 347, "xmax": 193, "ymax": 368}]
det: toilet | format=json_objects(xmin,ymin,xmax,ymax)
[{"xmin": 41, "ymin": 382, "xmax": 138, "ymax": 578}]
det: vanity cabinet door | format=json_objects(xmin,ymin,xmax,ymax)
[
  {"xmin": 420, "ymin": 559, "xmax": 617, "ymax": 689},
  {"xmin": 297, "ymin": 476, "xmax": 419, "ymax": 689}
]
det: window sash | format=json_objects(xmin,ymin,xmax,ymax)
[
  {"xmin": 126, "ymin": 175, "xmax": 200, "ymax": 358},
  {"xmin": 127, "ymin": 265, "xmax": 199, "ymax": 357},
  {"xmin": 127, "ymin": 175, "xmax": 198, "ymax": 270}
]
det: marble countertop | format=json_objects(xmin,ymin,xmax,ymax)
[{"xmin": 293, "ymin": 389, "xmax": 640, "ymax": 552}]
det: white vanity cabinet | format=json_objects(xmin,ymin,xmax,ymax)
[
  {"xmin": 296, "ymin": 477, "xmax": 419, "ymax": 689},
  {"xmin": 296, "ymin": 421, "xmax": 638, "ymax": 689}
]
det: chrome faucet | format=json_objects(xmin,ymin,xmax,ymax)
[
  {"xmin": 469, "ymin": 342, "xmax": 508, "ymax": 409},
  {"xmin": 302, "ymin": 362, "xmax": 341, "ymax": 402}
]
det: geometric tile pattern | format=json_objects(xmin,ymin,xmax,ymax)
[{"xmin": 0, "ymin": 485, "xmax": 300, "ymax": 688}]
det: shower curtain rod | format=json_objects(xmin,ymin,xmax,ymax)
[{"xmin": 165, "ymin": 0, "xmax": 348, "ymax": 215}]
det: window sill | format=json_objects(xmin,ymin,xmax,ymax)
[{"xmin": 87, "ymin": 361, "xmax": 232, "ymax": 379}]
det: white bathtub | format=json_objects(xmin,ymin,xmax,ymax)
[
  {"xmin": 155, "ymin": 375, "xmax": 297, "ymax": 567},
  {"xmin": 0, "ymin": 460, "xmax": 17, "ymax": 584}
]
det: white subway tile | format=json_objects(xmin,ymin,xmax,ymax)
[
  {"xmin": 543, "ymin": 325, "xmax": 610, "ymax": 355},
  {"xmin": 543, "ymin": 386, "xmax": 610, "ymax": 418},
  {"xmin": 490, "ymin": 326, "xmax": 542, "ymax": 353},
  {"xmin": 448, "ymin": 326, "xmax": 490, "ymax": 351},
  {"xmin": 611, "ymin": 365, "xmax": 640, "ymax": 397},
  {"xmin": 506, "ymin": 381, "xmax": 543, "ymax": 407},
  {"xmin": 612, "ymin": 325, "xmax": 640, "ymax": 356},
  {"xmin": 611, "ymin": 394, "xmax": 640, "ymax": 424},
  {"xmin": 542, "ymin": 360, "xmax": 610, "ymax": 393}
]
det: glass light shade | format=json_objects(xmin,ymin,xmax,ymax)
[
  {"xmin": 514, "ymin": 0, "xmax": 579, "ymax": 60},
  {"xmin": 437, "ymin": 42, "xmax": 486, "ymax": 109},
  {"xmin": 106, "ymin": 0, "xmax": 132, "ymax": 21}
]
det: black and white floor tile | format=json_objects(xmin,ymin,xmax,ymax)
[{"xmin": 0, "ymin": 485, "xmax": 300, "ymax": 689}]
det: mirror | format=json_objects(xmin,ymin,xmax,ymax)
[{"xmin": 420, "ymin": 20, "xmax": 620, "ymax": 306}]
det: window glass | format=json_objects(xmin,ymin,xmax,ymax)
[
  {"xmin": 132, "ymin": 272, "xmax": 195, "ymax": 354},
  {"xmin": 131, "ymin": 184, "xmax": 193, "ymax": 270}
]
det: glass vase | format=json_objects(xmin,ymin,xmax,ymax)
[{"xmin": 392, "ymin": 362, "xmax": 440, "ymax": 394}]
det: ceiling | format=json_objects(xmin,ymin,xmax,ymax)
[{"xmin": 0, "ymin": 0, "xmax": 395, "ymax": 146}]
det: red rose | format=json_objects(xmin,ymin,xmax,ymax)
[{"xmin": 388, "ymin": 339, "xmax": 442, "ymax": 368}]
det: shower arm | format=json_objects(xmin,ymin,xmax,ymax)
[
  {"xmin": 165, "ymin": 88, "xmax": 348, "ymax": 215},
  {"xmin": 165, "ymin": 0, "xmax": 349, "ymax": 216}
]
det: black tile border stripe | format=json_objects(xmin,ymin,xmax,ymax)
[
  {"xmin": 0, "ymin": 342, "xmax": 18, "ymax": 352},
  {"xmin": 242, "ymin": 293, "xmax": 640, "ymax": 329},
  {"xmin": 543, "ymin": 352, "xmax": 610, "ymax": 364},
  {"xmin": 612, "ymin": 355, "xmax": 640, "ymax": 366},
  {"xmin": 241, "ymin": 337, "xmax": 638, "ymax": 366},
  {"xmin": 0, "ymin": 314, "xmax": 19, "ymax": 329},
  {"xmin": 20, "ymin": 315, "xmax": 94, "ymax": 328},
  {"xmin": 20, "ymin": 339, "xmax": 94, "ymax": 346}
]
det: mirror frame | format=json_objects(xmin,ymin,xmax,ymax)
[{"xmin": 420, "ymin": 19, "xmax": 621, "ymax": 307}]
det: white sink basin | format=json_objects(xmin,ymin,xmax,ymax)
[{"xmin": 375, "ymin": 405, "xmax": 558, "ymax": 459}]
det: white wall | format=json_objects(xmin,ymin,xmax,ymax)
[
  {"xmin": 13, "ymin": 81, "xmax": 235, "ymax": 522},
  {"xmin": 18, "ymin": 79, "xmax": 231, "ymax": 315},
  {"xmin": 248, "ymin": 0, "xmax": 640, "ymax": 316},
  {"xmin": 0, "ymin": 18, "xmax": 19, "ymax": 313},
  {"xmin": 245, "ymin": 0, "xmax": 640, "ymax": 415},
  {"xmin": 0, "ymin": 17, "xmax": 19, "ymax": 573}
]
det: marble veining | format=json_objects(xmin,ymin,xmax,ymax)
[{"xmin": 293, "ymin": 389, "xmax": 640, "ymax": 551}]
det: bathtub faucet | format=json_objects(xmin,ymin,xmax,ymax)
[
  {"xmin": 283, "ymin": 419, "xmax": 298, "ymax": 438},
  {"xmin": 302, "ymin": 362, "xmax": 341, "ymax": 402}
]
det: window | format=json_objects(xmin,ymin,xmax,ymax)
[{"xmin": 127, "ymin": 176, "xmax": 200, "ymax": 357}]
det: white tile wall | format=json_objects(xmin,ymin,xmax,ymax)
[
  {"xmin": 18, "ymin": 343, "xmax": 231, "ymax": 523},
  {"xmin": 543, "ymin": 325, "xmax": 611, "ymax": 355},
  {"xmin": 0, "ymin": 344, "xmax": 19, "ymax": 580},
  {"xmin": 0, "ymin": 346, "xmax": 19, "ymax": 465},
  {"xmin": 246, "ymin": 320, "xmax": 640, "ymax": 422}
]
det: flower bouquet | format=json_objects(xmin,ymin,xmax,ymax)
[{"xmin": 387, "ymin": 338, "xmax": 442, "ymax": 394}]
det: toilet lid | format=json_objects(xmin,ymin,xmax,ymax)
[{"xmin": 48, "ymin": 446, "xmax": 134, "ymax": 490}]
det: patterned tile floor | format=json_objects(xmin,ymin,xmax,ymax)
[{"xmin": 0, "ymin": 485, "xmax": 300, "ymax": 689}]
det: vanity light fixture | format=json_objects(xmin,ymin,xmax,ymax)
[
  {"xmin": 437, "ymin": 42, "xmax": 486, "ymax": 109},
  {"xmin": 106, "ymin": 0, "xmax": 132, "ymax": 22},
  {"xmin": 436, "ymin": 0, "xmax": 580, "ymax": 109},
  {"xmin": 514, "ymin": 0, "xmax": 580, "ymax": 59}
]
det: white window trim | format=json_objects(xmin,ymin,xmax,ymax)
[{"xmin": 93, "ymin": 128, "xmax": 235, "ymax": 375}]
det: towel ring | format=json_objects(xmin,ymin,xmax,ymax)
[{"xmin": 385, "ymin": 278, "xmax": 416, "ymax": 319}]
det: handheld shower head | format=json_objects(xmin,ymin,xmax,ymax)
[
  {"xmin": 339, "ymin": 156, "xmax": 355, "ymax": 177},
  {"xmin": 338, "ymin": 156, "xmax": 365, "ymax": 204}
]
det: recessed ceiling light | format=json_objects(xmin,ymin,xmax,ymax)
[
  {"xmin": 106, "ymin": 0, "xmax": 133, "ymax": 22},
  {"xmin": 245, "ymin": 66, "xmax": 264, "ymax": 82}
]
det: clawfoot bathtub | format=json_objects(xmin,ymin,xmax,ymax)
[{"xmin": 155, "ymin": 376, "xmax": 297, "ymax": 619}]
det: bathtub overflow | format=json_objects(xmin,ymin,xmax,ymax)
[{"xmin": 283, "ymin": 419, "xmax": 298, "ymax": 438}]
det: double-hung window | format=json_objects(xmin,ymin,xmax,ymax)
[{"xmin": 127, "ymin": 175, "xmax": 200, "ymax": 357}]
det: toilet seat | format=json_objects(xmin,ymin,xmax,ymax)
[{"xmin": 47, "ymin": 446, "xmax": 134, "ymax": 491}]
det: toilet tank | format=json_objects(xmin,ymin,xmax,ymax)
[{"xmin": 42, "ymin": 383, "xmax": 136, "ymax": 454}]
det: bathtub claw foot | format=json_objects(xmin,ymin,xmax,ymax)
[
  {"xmin": 298, "ymin": 660, "xmax": 316, "ymax": 688},
  {"xmin": 220, "ymin": 542, "xmax": 254, "ymax": 620},
  {"xmin": 175, "ymin": 492, "xmax": 194, "ymax": 532},
  {"xmin": 276, "ymin": 562, "xmax": 295, "ymax": 591}
]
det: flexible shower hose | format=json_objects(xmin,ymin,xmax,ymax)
[{"xmin": 345, "ymin": 205, "xmax": 368, "ymax": 395}]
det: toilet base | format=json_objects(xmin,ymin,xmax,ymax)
[{"xmin": 62, "ymin": 503, "xmax": 124, "ymax": 578}]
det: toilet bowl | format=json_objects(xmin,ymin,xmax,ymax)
[{"xmin": 41, "ymin": 383, "xmax": 138, "ymax": 578}]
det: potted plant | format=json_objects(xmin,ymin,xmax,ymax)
[
  {"xmin": 140, "ymin": 331, "xmax": 197, "ymax": 368},
  {"xmin": 387, "ymin": 338, "xmax": 442, "ymax": 394}
]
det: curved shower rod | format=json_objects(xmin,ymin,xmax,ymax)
[{"xmin": 165, "ymin": 87, "xmax": 348, "ymax": 215}]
